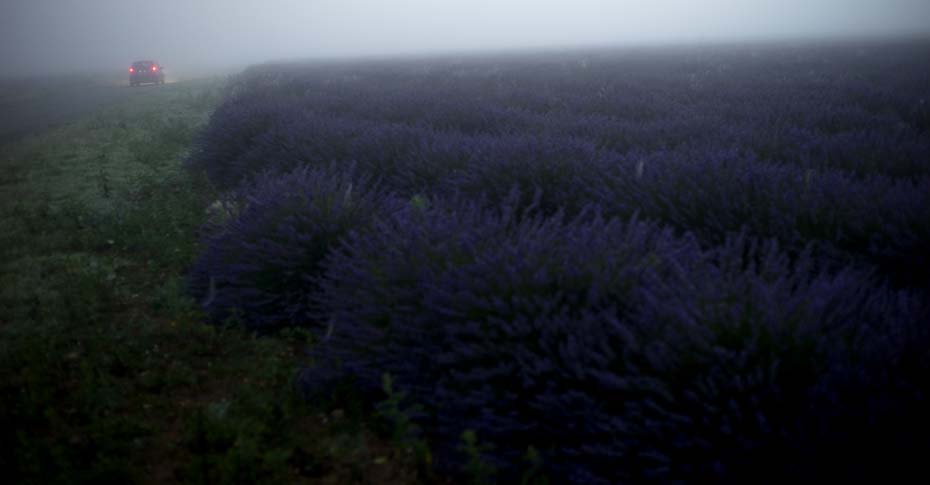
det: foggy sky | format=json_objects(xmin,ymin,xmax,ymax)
[{"xmin": 2, "ymin": 0, "xmax": 929, "ymax": 77}]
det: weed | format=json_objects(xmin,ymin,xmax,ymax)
[
  {"xmin": 376, "ymin": 373, "xmax": 434, "ymax": 478},
  {"xmin": 520, "ymin": 446, "xmax": 549, "ymax": 485},
  {"xmin": 459, "ymin": 430, "xmax": 497, "ymax": 485}
]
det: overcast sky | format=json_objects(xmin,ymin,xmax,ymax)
[{"xmin": 1, "ymin": 0, "xmax": 929, "ymax": 77}]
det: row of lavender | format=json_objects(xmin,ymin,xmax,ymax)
[
  {"xmin": 187, "ymin": 42, "xmax": 930, "ymax": 482},
  {"xmin": 194, "ymin": 105, "xmax": 930, "ymax": 284}
]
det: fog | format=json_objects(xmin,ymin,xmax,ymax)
[{"xmin": 2, "ymin": 0, "xmax": 929, "ymax": 77}]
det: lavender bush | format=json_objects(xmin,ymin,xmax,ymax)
[
  {"xmin": 188, "ymin": 165, "xmax": 403, "ymax": 331},
  {"xmin": 186, "ymin": 41, "xmax": 930, "ymax": 481},
  {"xmin": 302, "ymin": 195, "xmax": 927, "ymax": 482}
]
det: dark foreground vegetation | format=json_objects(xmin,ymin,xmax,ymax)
[
  {"xmin": 2, "ymin": 80, "xmax": 424, "ymax": 483},
  {"xmin": 3, "ymin": 38, "xmax": 929, "ymax": 484},
  {"xmin": 187, "ymin": 39, "xmax": 930, "ymax": 483}
]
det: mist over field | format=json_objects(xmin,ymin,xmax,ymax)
[
  {"xmin": 1, "ymin": 0, "xmax": 930, "ymax": 77},
  {"xmin": 3, "ymin": 0, "xmax": 930, "ymax": 482}
]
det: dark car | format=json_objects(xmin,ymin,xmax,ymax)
[{"xmin": 129, "ymin": 60, "xmax": 165, "ymax": 86}]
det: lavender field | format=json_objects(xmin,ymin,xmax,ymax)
[{"xmin": 185, "ymin": 40, "xmax": 930, "ymax": 483}]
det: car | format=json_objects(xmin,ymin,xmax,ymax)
[{"xmin": 129, "ymin": 60, "xmax": 165, "ymax": 86}]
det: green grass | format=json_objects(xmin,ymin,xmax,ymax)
[{"xmin": 0, "ymin": 79, "xmax": 433, "ymax": 484}]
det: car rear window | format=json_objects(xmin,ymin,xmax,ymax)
[{"xmin": 133, "ymin": 61, "xmax": 154, "ymax": 68}]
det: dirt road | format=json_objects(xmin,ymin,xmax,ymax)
[{"xmin": 0, "ymin": 67, "xmax": 241, "ymax": 147}]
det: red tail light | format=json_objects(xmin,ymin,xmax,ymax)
[
  {"xmin": 152, "ymin": 66, "xmax": 157, "ymax": 71},
  {"xmin": 129, "ymin": 67, "xmax": 134, "ymax": 73}
]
